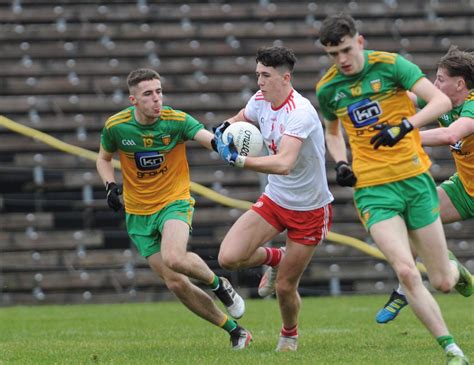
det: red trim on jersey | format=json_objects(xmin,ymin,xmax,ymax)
[
  {"xmin": 286, "ymin": 93, "xmax": 296, "ymax": 112},
  {"xmin": 255, "ymin": 90, "xmax": 265, "ymax": 101},
  {"xmin": 271, "ymin": 89, "xmax": 294, "ymax": 111}
]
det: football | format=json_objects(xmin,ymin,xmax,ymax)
[{"xmin": 222, "ymin": 121, "xmax": 263, "ymax": 157}]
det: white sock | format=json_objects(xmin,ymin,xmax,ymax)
[
  {"xmin": 396, "ymin": 284, "xmax": 405, "ymax": 296},
  {"xmin": 446, "ymin": 343, "xmax": 464, "ymax": 356}
]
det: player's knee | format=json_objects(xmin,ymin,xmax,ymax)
[
  {"xmin": 162, "ymin": 253, "xmax": 186, "ymax": 274},
  {"xmin": 275, "ymin": 278, "xmax": 297, "ymax": 297},
  {"xmin": 164, "ymin": 276, "xmax": 189, "ymax": 294},
  {"xmin": 218, "ymin": 251, "xmax": 239, "ymax": 271},
  {"xmin": 396, "ymin": 265, "xmax": 420, "ymax": 290},
  {"xmin": 431, "ymin": 278, "xmax": 452, "ymax": 293}
]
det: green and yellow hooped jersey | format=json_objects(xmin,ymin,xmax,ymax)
[
  {"xmin": 316, "ymin": 50, "xmax": 431, "ymax": 188},
  {"xmin": 100, "ymin": 106, "xmax": 204, "ymax": 215},
  {"xmin": 420, "ymin": 90, "xmax": 474, "ymax": 196}
]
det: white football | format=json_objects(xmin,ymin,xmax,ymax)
[{"xmin": 222, "ymin": 121, "xmax": 263, "ymax": 157}]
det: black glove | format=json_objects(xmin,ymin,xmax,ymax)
[
  {"xmin": 211, "ymin": 121, "xmax": 230, "ymax": 152},
  {"xmin": 105, "ymin": 182, "xmax": 123, "ymax": 211},
  {"xmin": 335, "ymin": 161, "xmax": 357, "ymax": 187},
  {"xmin": 370, "ymin": 118, "xmax": 414, "ymax": 149}
]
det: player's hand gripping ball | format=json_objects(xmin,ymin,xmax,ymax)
[{"xmin": 222, "ymin": 121, "xmax": 263, "ymax": 157}]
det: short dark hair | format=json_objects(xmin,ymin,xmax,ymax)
[
  {"xmin": 256, "ymin": 46, "xmax": 296, "ymax": 73},
  {"xmin": 126, "ymin": 68, "xmax": 160, "ymax": 91},
  {"xmin": 319, "ymin": 13, "xmax": 358, "ymax": 46},
  {"xmin": 437, "ymin": 45, "xmax": 474, "ymax": 89}
]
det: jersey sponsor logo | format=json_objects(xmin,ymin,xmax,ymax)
[
  {"xmin": 348, "ymin": 98, "xmax": 381, "ymax": 127},
  {"xmin": 137, "ymin": 166, "xmax": 168, "ymax": 179},
  {"xmin": 134, "ymin": 151, "xmax": 164, "ymax": 171},
  {"xmin": 122, "ymin": 139, "xmax": 136, "ymax": 146}
]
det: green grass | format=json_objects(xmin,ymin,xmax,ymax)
[{"xmin": 0, "ymin": 294, "xmax": 472, "ymax": 364}]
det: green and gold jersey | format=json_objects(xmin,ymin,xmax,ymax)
[
  {"xmin": 316, "ymin": 50, "xmax": 431, "ymax": 188},
  {"xmin": 100, "ymin": 106, "xmax": 204, "ymax": 215},
  {"xmin": 419, "ymin": 90, "xmax": 474, "ymax": 196}
]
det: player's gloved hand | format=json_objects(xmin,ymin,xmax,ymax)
[
  {"xmin": 105, "ymin": 182, "xmax": 123, "ymax": 211},
  {"xmin": 214, "ymin": 132, "xmax": 239, "ymax": 166},
  {"xmin": 211, "ymin": 121, "xmax": 230, "ymax": 152},
  {"xmin": 370, "ymin": 118, "xmax": 414, "ymax": 149},
  {"xmin": 335, "ymin": 161, "xmax": 357, "ymax": 187}
]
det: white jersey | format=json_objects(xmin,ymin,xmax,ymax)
[{"xmin": 243, "ymin": 89, "xmax": 333, "ymax": 210}]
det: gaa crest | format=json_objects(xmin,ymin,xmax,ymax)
[
  {"xmin": 370, "ymin": 79, "xmax": 382, "ymax": 92},
  {"xmin": 161, "ymin": 134, "xmax": 171, "ymax": 146}
]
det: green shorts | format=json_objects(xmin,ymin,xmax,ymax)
[
  {"xmin": 354, "ymin": 173, "xmax": 439, "ymax": 231},
  {"xmin": 125, "ymin": 198, "xmax": 195, "ymax": 258},
  {"xmin": 440, "ymin": 173, "xmax": 474, "ymax": 220}
]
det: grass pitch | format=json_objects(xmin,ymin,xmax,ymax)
[{"xmin": 0, "ymin": 294, "xmax": 472, "ymax": 364}]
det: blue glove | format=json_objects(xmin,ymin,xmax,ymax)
[
  {"xmin": 211, "ymin": 121, "xmax": 230, "ymax": 152},
  {"xmin": 213, "ymin": 130, "xmax": 239, "ymax": 166},
  {"xmin": 370, "ymin": 118, "xmax": 414, "ymax": 149}
]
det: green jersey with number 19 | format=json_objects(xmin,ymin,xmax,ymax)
[{"xmin": 100, "ymin": 106, "xmax": 204, "ymax": 214}]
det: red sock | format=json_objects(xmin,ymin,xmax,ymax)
[
  {"xmin": 263, "ymin": 247, "xmax": 283, "ymax": 267},
  {"xmin": 281, "ymin": 324, "xmax": 298, "ymax": 338}
]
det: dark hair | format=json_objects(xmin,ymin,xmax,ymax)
[
  {"xmin": 126, "ymin": 68, "xmax": 161, "ymax": 91},
  {"xmin": 438, "ymin": 45, "xmax": 474, "ymax": 89},
  {"xmin": 319, "ymin": 13, "xmax": 358, "ymax": 46},
  {"xmin": 256, "ymin": 46, "xmax": 296, "ymax": 73}
]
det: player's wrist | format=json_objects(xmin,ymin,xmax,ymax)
[
  {"xmin": 335, "ymin": 161, "xmax": 349, "ymax": 170},
  {"xmin": 105, "ymin": 181, "xmax": 117, "ymax": 192},
  {"xmin": 234, "ymin": 155, "xmax": 246, "ymax": 168},
  {"xmin": 401, "ymin": 118, "xmax": 414, "ymax": 132}
]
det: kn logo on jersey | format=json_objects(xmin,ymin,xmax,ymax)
[
  {"xmin": 134, "ymin": 151, "xmax": 165, "ymax": 170},
  {"xmin": 348, "ymin": 98, "xmax": 382, "ymax": 128}
]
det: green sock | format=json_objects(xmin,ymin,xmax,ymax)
[
  {"xmin": 222, "ymin": 318, "xmax": 238, "ymax": 333},
  {"xmin": 209, "ymin": 275, "xmax": 220, "ymax": 291},
  {"xmin": 437, "ymin": 335, "xmax": 455, "ymax": 350}
]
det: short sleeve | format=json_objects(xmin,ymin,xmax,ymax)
[
  {"xmin": 182, "ymin": 112, "xmax": 205, "ymax": 140},
  {"xmin": 395, "ymin": 54, "xmax": 425, "ymax": 91},
  {"xmin": 284, "ymin": 109, "xmax": 318, "ymax": 139},
  {"xmin": 243, "ymin": 93, "xmax": 260, "ymax": 122},
  {"xmin": 316, "ymin": 87, "xmax": 338, "ymax": 121},
  {"xmin": 100, "ymin": 126, "xmax": 117, "ymax": 153}
]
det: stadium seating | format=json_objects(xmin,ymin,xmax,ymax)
[{"xmin": 0, "ymin": 0, "xmax": 473, "ymax": 305}]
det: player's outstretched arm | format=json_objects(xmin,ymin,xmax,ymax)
[
  {"xmin": 194, "ymin": 129, "xmax": 215, "ymax": 151},
  {"xmin": 421, "ymin": 116, "xmax": 474, "ymax": 146}
]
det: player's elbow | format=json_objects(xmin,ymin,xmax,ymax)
[{"xmin": 275, "ymin": 162, "xmax": 294, "ymax": 175}]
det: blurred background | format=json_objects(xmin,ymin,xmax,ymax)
[{"xmin": 0, "ymin": 0, "xmax": 473, "ymax": 306}]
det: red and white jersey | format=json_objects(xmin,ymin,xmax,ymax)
[{"xmin": 243, "ymin": 89, "xmax": 333, "ymax": 210}]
